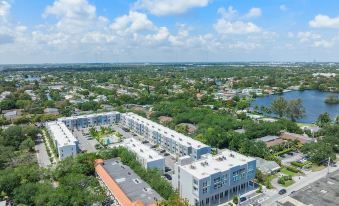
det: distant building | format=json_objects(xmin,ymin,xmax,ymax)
[
  {"xmin": 95, "ymin": 159, "xmax": 162, "ymax": 206},
  {"xmin": 0, "ymin": 91, "xmax": 11, "ymax": 100},
  {"xmin": 94, "ymin": 95, "xmax": 107, "ymax": 102},
  {"xmin": 280, "ymin": 132, "xmax": 313, "ymax": 144},
  {"xmin": 25, "ymin": 90, "xmax": 37, "ymax": 100},
  {"xmin": 121, "ymin": 112, "xmax": 211, "ymax": 160},
  {"xmin": 58, "ymin": 111, "xmax": 121, "ymax": 130},
  {"xmin": 242, "ymin": 88, "xmax": 263, "ymax": 96},
  {"xmin": 257, "ymin": 135, "xmax": 283, "ymax": 147},
  {"xmin": 255, "ymin": 157, "xmax": 281, "ymax": 175},
  {"xmin": 44, "ymin": 107, "xmax": 59, "ymax": 115},
  {"xmin": 312, "ymin": 73, "xmax": 336, "ymax": 78},
  {"xmin": 3, "ymin": 109, "xmax": 22, "ymax": 120},
  {"xmin": 123, "ymin": 138, "xmax": 165, "ymax": 173},
  {"xmin": 46, "ymin": 121, "xmax": 78, "ymax": 160},
  {"xmin": 172, "ymin": 150, "xmax": 256, "ymax": 206}
]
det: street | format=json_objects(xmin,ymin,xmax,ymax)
[{"xmin": 35, "ymin": 137, "xmax": 51, "ymax": 168}]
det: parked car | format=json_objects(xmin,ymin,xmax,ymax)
[
  {"xmin": 164, "ymin": 174, "xmax": 172, "ymax": 180},
  {"xmin": 164, "ymin": 153, "xmax": 170, "ymax": 156},
  {"xmin": 279, "ymin": 189, "xmax": 287, "ymax": 195},
  {"xmin": 240, "ymin": 197, "xmax": 247, "ymax": 202},
  {"xmin": 165, "ymin": 167, "xmax": 171, "ymax": 172}
]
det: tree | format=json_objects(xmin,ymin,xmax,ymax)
[
  {"xmin": 157, "ymin": 194, "xmax": 189, "ymax": 206},
  {"xmin": 20, "ymin": 138, "xmax": 35, "ymax": 152},
  {"xmin": 317, "ymin": 112, "xmax": 331, "ymax": 127},
  {"xmin": 233, "ymin": 196, "xmax": 239, "ymax": 205},
  {"xmin": 270, "ymin": 96, "xmax": 288, "ymax": 118},
  {"xmin": 302, "ymin": 141, "xmax": 336, "ymax": 165},
  {"xmin": 286, "ymin": 99, "xmax": 305, "ymax": 121}
]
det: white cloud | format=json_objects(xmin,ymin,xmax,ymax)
[
  {"xmin": 217, "ymin": 6, "xmax": 238, "ymax": 20},
  {"xmin": 309, "ymin": 15, "xmax": 339, "ymax": 29},
  {"xmin": 280, "ymin": 5, "xmax": 288, "ymax": 12},
  {"xmin": 297, "ymin": 32, "xmax": 321, "ymax": 43},
  {"xmin": 313, "ymin": 39, "xmax": 333, "ymax": 48},
  {"xmin": 134, "ymin": 0, "xmax": 210, "ymax": 16},
  {"xmin": 245, "ymin": 8, "xmax": 262, "ymax": 18},
  {"xmin": 111, "ymin": 11, "xmax": 155, "ymax": 35},
  {"xmin": 0, "ymin": 1, "xmax": 10, "ymax": 18},
  {"xmin": 214, "ymin": 7, "xmax": 261, "ymax": 35},
  {"xmin": 43, "ymin": 0, "xmax": 109, "ymax": 33}
]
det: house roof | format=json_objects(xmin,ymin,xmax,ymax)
[
  {"xmin": 255, "ymin": 157, "xmax": 280, "ymax": 174},
  {"xmin": 94, "ymin": 159, "xmax": 161, "ymax": 206}
]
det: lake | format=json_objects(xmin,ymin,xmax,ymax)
[{"xmin": 251, "ymin": 90, "xmax": 339, "ymax": 123}]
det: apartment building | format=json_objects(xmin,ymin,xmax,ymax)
[
  {"xmin": 172, "ymin": 150, "xmax": 256, "ymax": 206},
  {"xmin": 58, "ymin": 111, "xmax": 121, "ymax": 130},
  {"xmin": 121, "ymin": 113, "xmax": 211, "ymax": 160},
  {"xmin": 46, "ymin": 121, "xmax": 78, "ymax": 160},
  {"xmin": 123, "ymin": 138, "xmax": 165, "ymax": 173}
]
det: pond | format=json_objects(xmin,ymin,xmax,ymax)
[{"xmin": 251, "ymin": 90, "xmax": 339, "ymax": 123}]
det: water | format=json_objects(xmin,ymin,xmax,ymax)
[{"xmin": 251, "ymin": 90, "xmax": 339, "ymax": 123}]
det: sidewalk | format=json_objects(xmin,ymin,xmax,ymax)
[{"xmin": 41, "ymin": 130, "xmax": 58, "ymax": 164}]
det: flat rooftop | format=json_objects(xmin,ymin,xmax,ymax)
[
  {"xmin": 102, "ymin": 159, "xmax": 162, "ymax": 205},
  {"xmin": 290, "ymin": 169, "xmax": 339, "ymax": 206},
  {"xmin": 123, "ymin": 138, "xmax": 164, "ymax": 162},
  {"xmin": 124, "ymin": 112, "xmax": 209, "ymax": 149},
  {"xmin": 59, "ymin": 111, "xmax": 120, "ymax": 121},
  {"xmin": 46, "ymin": 121, "xmax": 77, "ymax": 146},
  {"xmin": 180, "ymin": 149, "xmax": 255, "ymax": 179}
]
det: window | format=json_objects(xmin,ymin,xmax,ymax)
[{"xmin": 203, "ymin": 188, "xmax": 207, "ymax": 194}]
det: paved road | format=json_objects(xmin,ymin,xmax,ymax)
[
  {"xmin": 35, "ymin": 138, "xmax": 51, "ymax": 168},
  {"xmin": 261, "ymin": 165, "xmax": 339, "ymax": 206}
]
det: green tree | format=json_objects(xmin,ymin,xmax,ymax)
[
  {"xmin": 317, "ymin": 112, "xmax": 331, "ymax": 127},
  {"xmin": 19, "ymin": 138, "xmax": 35, "ymax": 152},
  {"xmin": 286, "ymin": 99, "xmax": 305, "ymax": 121},
  {"xmin": 270, "ymin": 96, "xmax": 288, "ymax": 118}
]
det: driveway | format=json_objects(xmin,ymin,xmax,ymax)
[{"xmin": 35, "ymin": 137, "xmax": 51, "ymax": 168}]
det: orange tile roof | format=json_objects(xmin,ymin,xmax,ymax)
[{"xmin": 94, "ymin": 159, "xmax": 156, "ymax": 206}]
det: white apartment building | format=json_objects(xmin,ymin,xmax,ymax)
[
  {"xmin": 59, "ymin": 111, "xmax": 121, "ymax": 130},
  {"xmin": 46, "ymin": 121, "xmax": 78, "ymax": 160},
  {"xmin": 172, "ymin": 150, "xmax": 256, "ymax": 206},
  {"xmin": 123, "ymin": 138, "xmax": 165, "ymax": 173},
  {"xmin": 121, "ymin": 113, "xmax": 211, "ymax": 160}
]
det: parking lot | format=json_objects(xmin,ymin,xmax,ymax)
[{"xmin": 73, "ymin": 129, "xmax": 100, "ymax": 153}]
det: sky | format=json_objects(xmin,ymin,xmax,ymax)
[{"xmin": 0, "ymin": 0, "xmax": 339, "ymax": 64}]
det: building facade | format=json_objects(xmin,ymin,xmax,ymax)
[
  {"xmin": 172, "ymin": 150, "xmax": 256, "ymax": 206},
  {"xmin": 121, "ymin": 113, "xmax": 211, "ymax": 160},
  {"xmin": 123, "ymin": 138, "xmax": 165, "ymax": 173},
  {"xmin": 46, "ymin": 121, "xmax": 78, "ymax": 160},
  {"xmin": 59, "ymin": 111, "xmax": 121, "ymax": 130}
]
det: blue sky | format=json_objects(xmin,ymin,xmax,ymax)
[{"xmin": 0, "ymin": 0, "xmax": 339, "ymax": 63}]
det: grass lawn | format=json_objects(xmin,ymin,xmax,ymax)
[
  {"xmin": 311, "ymin": 164, "xmax": 326, "ymax": 172},
  {"xmin": 281, "ymin": 179, "xmax": 295, "ymax": 187},
  {"xmin": 281, "ymin": 168, "xmax": 300, "ymax": 176},
  {"xmin": 296, "ymin": 122, "xmax": 316, "ymax": 127}
]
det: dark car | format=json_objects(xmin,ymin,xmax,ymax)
[
  {"xmin": 165, "ymin": 167, "xmax": 171, "ymax": 172},
  {"xmin": 164, "ymin": 174, "xmax": 172, "ymax": 180},
  {"xmin": 279, "ymin": 189, "xmax": 287, "ymax": 195},
  {"xmin": 240, "ymin": 197, "xmax": 247, "ymax": 202},
  {"xmin": 164, "ymin": 153, "xmax": 170, "ymax": 156}
]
